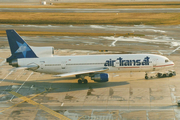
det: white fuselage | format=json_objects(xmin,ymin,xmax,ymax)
[{"xmin": 17, "ymin": 54, "xmax": 174, "ymax": 75}]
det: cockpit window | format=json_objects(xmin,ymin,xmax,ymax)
[{"xmin": 165, "ymin": 59, "xmax": 169, "ymax": 63}]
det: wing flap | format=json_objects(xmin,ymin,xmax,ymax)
[{"xmin": 53, "ymin": 67, "xmax": 109, "ymax": 77}]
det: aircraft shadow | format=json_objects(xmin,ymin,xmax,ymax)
[
  {"xmin": 0, "ymin": 79, "xmax": 129, "ymax": 96},
  {"xmin": 36, "ymin": 76, "xmax": 77, "ymax": 82}
]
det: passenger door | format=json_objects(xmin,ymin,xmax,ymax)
[
  {"xmin": 40, "ymin": 61, "xmax": 45, "ymax": 69},
  {"xmin": 61, "ymin": 61, "xmax": 66, "ymax": 69},
  {"xmin": 113, "ymin": 60, "xmax": 120, "ymax": 71},
  {"xmin": 153, "ymin": 59, "xmax": 157, "ymax": 71}
]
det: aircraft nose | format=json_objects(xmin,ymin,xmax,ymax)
[{"xmin": 170, "ymin": 61, "xmax": 175, "ymax": 66}]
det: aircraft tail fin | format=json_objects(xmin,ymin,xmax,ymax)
[{"xmin": 6, "ymin": 30, "xmax": 37, "ymax": 62}]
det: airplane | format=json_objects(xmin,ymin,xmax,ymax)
[{"xmin": 6, "ymin": 30, "xmax": 175, "ymax": 84}]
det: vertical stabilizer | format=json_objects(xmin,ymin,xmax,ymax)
[{"xmin": 6, "ymin": 30, "xmax": 37, "ymax": 62}]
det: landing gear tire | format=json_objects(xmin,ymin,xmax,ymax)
[
  {"xmin": 163, "ymin": 74, "xmax": 166, "ymax": 77},
  {"xmin": 84, "ymin": 79, "xmax": 88, "ymax": 84},
  {"xmin": 169, "ymin": 73, "xmax": 173, "ymax": 77},
  {"xmin": 78, "ymin": 79, "xmax": 82, "ymax": 84},
  {"xmin": 145, "ymin": 76, "xmax": 148, "ymax": 80},
  {"xmin": 157, "ymin": 73, "xmax": 162, "ymax": 78}
]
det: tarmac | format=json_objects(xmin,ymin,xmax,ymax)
[
  {"xmin": 0, "ymin": 48, "xmax": 180, "ymax": 120},
  {"xmin": 1, "ymin": 1, "xmax": 180, "ymax": 119}
]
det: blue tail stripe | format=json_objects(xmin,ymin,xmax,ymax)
[{"xmin": 6, "ymin": 30, "xmax": 37, "ymax": 60}]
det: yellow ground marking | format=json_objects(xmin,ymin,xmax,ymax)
[
  {"xmin": 8, "ymin": 91, "xmax": 71, "ymax": 120},
  {"xmin": 78, "ymin": 115, "xmax": 85, "ymax": 120},
  {"xmin": 0, "ymin": 90, "xmax": 48, "ymax": 113}
]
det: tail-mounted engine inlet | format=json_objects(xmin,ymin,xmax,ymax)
[{"xmin": 8, "ymin": 59, "xmax": 18, "ymax": 67}]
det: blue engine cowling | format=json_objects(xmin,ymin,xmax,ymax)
[{"xmin": 91, "ymin": 73, "xmax": 109, "ymax": 82}]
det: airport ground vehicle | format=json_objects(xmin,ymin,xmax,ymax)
[
  {"xmin": 145, "ymin": 70, "xmax": 176, "ymax": 79},
  {"xmin": 156, "ymin": 70, "xmax": 176, "ymax": 78}
]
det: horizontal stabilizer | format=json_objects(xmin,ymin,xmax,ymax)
[{"xmin": 10, "ymin": 64, "xmax": 39, "ymax": 71}]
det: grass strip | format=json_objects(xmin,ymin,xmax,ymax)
[
  {"xmin": 0, "ymin": 12, "xmax": 180, "ymax": 25},
  {"xmin": 0, "ymin": 31, "xmax": 144, "ymax": 37},
  {"xmin": 1, "ymin": 2, "xmax": 180, "ymax": 8}
]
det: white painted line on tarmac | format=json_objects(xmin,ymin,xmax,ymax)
[
  {"xmin": 0, "ymin": 70, "xmax": 24, "ymax": 96},
  {"xmin": 111, "ymin": 39, "xmax": 118, "ymax": 47},
  {"xmin": 0, "ymin": 59, "xmax": 6, "ymax": 66},
  {"xmin": 71, "ymin": 53, "xmax": 76, "ymax": 56},
  {"xmin": 10, "ymin": 72, "xmax": 34, "ymax": 102},
  {"xmin": 14, "ymin": 70, "xmax": 25, "ymax": 80},
  {"xmin": 0, "ymin": 70, "xmax": 13, "ymax": 83},
  {"xmin": 61, "ymin": 103, "xmax": 64, "ymax": 106}
]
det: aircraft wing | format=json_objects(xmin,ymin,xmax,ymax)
[{"xmin": 53, "ymin": 67, "xmax": 109, "ymax": 77}]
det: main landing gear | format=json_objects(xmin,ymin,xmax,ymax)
[
  {"xmin": 76, "ymin": 75, "xmax": 88, "ymax": 84},
  {"xmin": 78, "ymin": 79, "xmax": 88, "ymax": 84}
]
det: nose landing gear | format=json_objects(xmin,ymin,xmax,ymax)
[{"xmin": 145, "ymin": 73, "xmax": 149, "ymax": 79}]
